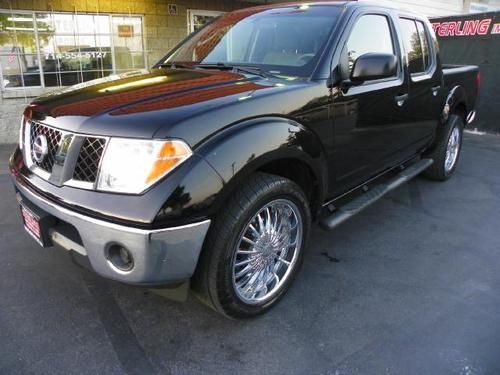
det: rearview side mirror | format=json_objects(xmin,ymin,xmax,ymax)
[{"xmin": 350, "ymin": 53, "xmax": 398, "ymax": 83}]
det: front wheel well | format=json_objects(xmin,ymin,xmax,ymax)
[{"xmin": 257, "ymin": 158, "xmax": 321, "ymax": 219}]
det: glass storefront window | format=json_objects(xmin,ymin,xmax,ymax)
[
  {"xmin": 0, "ymin": 11, "xmax": 145, "ymax": 90},
  {"xmin": 112, "ymin": 16, "xmax": 143, "ymax": 35},
  {"xmin": 0, "ymin": 54, "xmax": 41, "ymax": 87},
  {"xmin": 187, "ymin": 10, "xmax": 224, "ymax": 33}
]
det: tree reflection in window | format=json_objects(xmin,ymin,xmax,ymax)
[{"xmin": 399, "ymin": 18, "xmax": 428, "ymax": 74}]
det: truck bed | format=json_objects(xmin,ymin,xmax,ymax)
[{"xmin": 443, "ymin": 64, "xmax": 479, "ymax": 113}]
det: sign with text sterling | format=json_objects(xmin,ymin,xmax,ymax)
[
  {"xmin": 431, "ymin": 12, "xmax": 499, "ymax": 38},
  {"xmin": 430, "ymin": 12, "xmax": 499, "ymax": 134}
]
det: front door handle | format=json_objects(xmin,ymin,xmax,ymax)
[
  {"xmin": 431, "ymin": 85, "xmax": 441, "ymax": 96},
  {"xmin": 395, "ymin": 93, "xmax": 409, "ymax": 107}
]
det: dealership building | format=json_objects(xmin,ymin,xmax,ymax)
[{"xmin": 0, "ymin": 0, "xmax": 499, "ymax": 142}]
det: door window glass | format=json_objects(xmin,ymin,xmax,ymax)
[
  {"xmin": 345, "ymin": 15, "xmax": 395, "ymax": 75},
  {"xmin": 416, "ymin": 21, "xmax": 431, "ymax": 71},
  {"xmin": 399, "ymin": 18, "xmax": 425, "ymax": 74}
]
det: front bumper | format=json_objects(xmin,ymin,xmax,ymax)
[{"xmin": 13, "ymin": 177, "xmax": 211, "ymax": 286}]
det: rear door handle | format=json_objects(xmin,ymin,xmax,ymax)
[
  {"xmin": 431, "ymin": 85, "xmax": 441, "ymax": 96},
  {"xmin": 395, "ymin": 94, "xmax": 408, "ymax": 107}
]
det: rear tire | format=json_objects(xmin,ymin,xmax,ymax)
[
  {"xmin": 423, "ymin": 114, "xmax": 464, "ymax": 181},
  {"xmin": 192, "ymin": 172, "xmax": 311, "ymax": 319}
]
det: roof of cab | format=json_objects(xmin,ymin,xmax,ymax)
[{"xmin": 239, "ymin": 1, "xmax": 400, "ymax": 13}]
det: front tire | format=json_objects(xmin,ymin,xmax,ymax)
[
  {"xmin": 193, "ymin": 172, "xmax": 311, "ymax": 319},
  {"xmin": 423, "ymin": 114, "xmax": 464, "ymax": 181}
]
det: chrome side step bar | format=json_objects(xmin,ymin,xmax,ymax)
[{"xmin": 320, "ymin": 159, "xmax": 434, "ymax": 230}]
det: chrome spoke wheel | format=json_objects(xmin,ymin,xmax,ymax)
[
  {"xmin": 232, "ymin": 199, "xmax": 303, "ymax": 305},
  {"xmin": 445, "ymin": 126, "xmax": 461, "ymax": 173}
]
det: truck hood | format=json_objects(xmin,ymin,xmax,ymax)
[{"xmin": 30, "ymin": 68, "xmax": 315, "ymax": 147}]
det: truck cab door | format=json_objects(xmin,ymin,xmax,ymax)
[
  {"xmin": 395, "ymin": 17, "xmax": 443, "ymax": 158},
  {"xmin": 330, "ymin": 12, "xmax": 408, "ymax": 196}
]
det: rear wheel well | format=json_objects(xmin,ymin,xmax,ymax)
[
  {"xmin": 257, "ymin": 159, "xmax": 320, "ymax": 219},
  {"xmin": 454, "ymin": 103, "xmax": 467, "ymax": 123}
]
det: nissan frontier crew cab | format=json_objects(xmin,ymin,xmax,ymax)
[{"xmin": 9, "ymin": 1, "xmax": 479, "ymax": 318}]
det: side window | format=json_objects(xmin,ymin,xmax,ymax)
[
  {"xmin": 344, "ymin": 14, "xmax": 395, "ymax": 76},
  {"xmin": 416, "ymin": 21, "xmax": 431, "ymax": 70},
  {"xmin": 399, "ymin": 18, "xmax": 428, "ymax": 74}
]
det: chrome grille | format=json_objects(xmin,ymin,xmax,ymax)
[
  {"xmin": 24, "ymin": 120, "xmax": 108, "ymax": 189},
  {"xmin": 73, "ymin": 137, "xmax": 106, "ymax": 183},
  {"xmin": 29, "ymin": 121, "xmax": 63, "ymax": 173}
]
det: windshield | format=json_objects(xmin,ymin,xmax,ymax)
[{"xmin": 161, "ymin": 5, "xmax": 341, "ymax": 77}]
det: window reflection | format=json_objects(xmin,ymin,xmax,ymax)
[
  {"xmin": 399, "ymin": 18, "xmax": 426, "ymax": 74},
  {"xmin": 193, "ymin": 15, "xmax": 218, "ymax": 32},
  {"xmin": 416, "ymin": 21, "xmax": 431, "ymax": 71},
  {"xmin": 0, "ymin": 12, "xmax": 145, "ymax": 89},
  {"xmin": 345, "ymin": 15, "xmax": 395, "ymax": 75}
]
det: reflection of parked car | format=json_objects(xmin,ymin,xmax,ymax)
[{"xmin": 10, "ymin": 2, "xmax": 479, "ymax": 319}]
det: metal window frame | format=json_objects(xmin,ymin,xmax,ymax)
[
  {"xmin": 0, "ymin": 8, "xmax": 146, "ymax": 92},
  {"xmin": 396, "ymin": 14, "xmax": 438, "ymax": 82}
]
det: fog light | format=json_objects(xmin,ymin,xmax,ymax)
[{"xmin": 106, "ymin": 244, "xmax": 134, "ymax": 272}]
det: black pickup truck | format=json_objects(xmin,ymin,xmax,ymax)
[{"xmin": 9, "ymin": 1, "xmax": 479, "ymax": 318}]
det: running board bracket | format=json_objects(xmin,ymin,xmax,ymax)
[{"xmin": 319, "ymin": 159, "xmax": 433, "ymax": 230}]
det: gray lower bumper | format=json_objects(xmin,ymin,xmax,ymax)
[{"xmin": 14, "ymin": 180, "xmax": 211, "ymax": 285}]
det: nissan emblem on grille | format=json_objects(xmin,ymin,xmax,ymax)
[
  {"xmin": 32, "ymin": 134, "xmax": 49, "ymax": 163},
  {"xmin": 28, "ymin": 121, "xmax": 63, "ymax": 173},
  {"xmin": 25, "ymin": 120, "xmax": 108, "ymax": 187}
]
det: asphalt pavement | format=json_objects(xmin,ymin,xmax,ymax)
[{"xmin": 1, "ymin": 132, "xmax": 499, "ymax": 375}]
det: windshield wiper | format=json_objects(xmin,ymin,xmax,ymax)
[
  {"xmin": 160, "ymin": 62, "xmax": 280, "ymax": 79},
  {"xmin": 195, "ymin": 63, "xmax": 277, "ymax": 79},
  {"xmin": 158, "ymin": 62, "xmax": 195, "ymax": 70}
]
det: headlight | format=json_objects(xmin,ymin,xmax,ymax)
[{"xmin": 97, "ymin": 138, "xmax": 192, "ymax": 194}]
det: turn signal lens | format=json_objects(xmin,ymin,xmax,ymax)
[
  {"xmin": 146, "ymin": 142, "xmax": 192, "ymax": 184},
  {"xmin": 97, "ymin": 138, "xmax": 192, "ymax": 194}
]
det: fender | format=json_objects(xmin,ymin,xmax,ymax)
[
  {"xmin": 423, "ymin": 85, "xmax": 469, "ymax": 156},
  {"xmin": 196, "ymin": 116, "xmax": 329, "ymax": 214},
  {"xmin": 441, "ymin": 85, "xmax": 468, "ymax": 124}
]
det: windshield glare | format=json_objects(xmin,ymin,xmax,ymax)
[{"xmin": 163, "ymin": 6, "xmax": 341, "ymax": 77}]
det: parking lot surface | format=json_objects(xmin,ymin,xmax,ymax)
[{"xmin": 1, "ymin": 132, "xmax": 500, "ymax": 375}]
